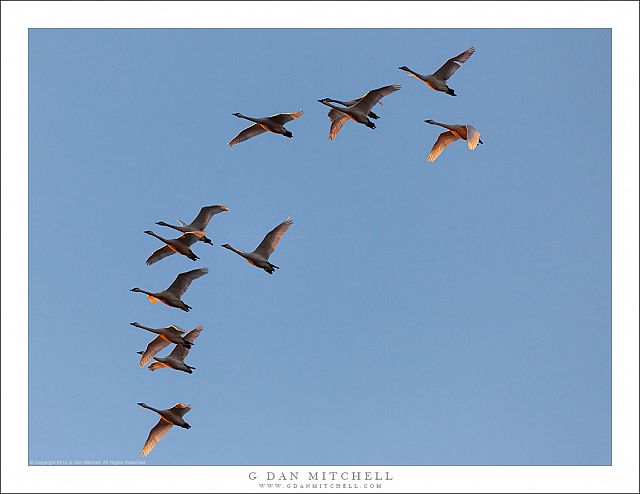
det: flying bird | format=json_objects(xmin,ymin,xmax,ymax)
[
  {"xmin": 221, "ymin": 217, "xmax": 293, "ymax": 274},
  {"xmin": 317, "ymin": 84, "xmax": 400, "ymax": 140},
  {"xmin": 131, "ymin": 322, "xmax": 200, "ymax": 368},
  {"xmin": 156, "ymin": 205, "xmax": 229, "ymax": 246},
  {"xmin": 137, "ymin": 402, "xmax": 191, "ymax": 457},
  {"xmin": 399, "ymin": 47, "xmax": 475, "ymax": 96},
  {"xmin": 228, "ymin": 111, "xmax": 303, "ymax": 146},
  {"xmin": 322, "ymin": 93, "xmax": 384, "ymax": 120},
  {"xmin": 144, "ymin": 231, "xmax": 200, "ymax": 265},
  {"xmin": 424, "ymin": 119, "xmax": 483, "ymax": 162},
  {"xmin": 136, "ymin": 325, "xmax": 202, "ymax": 374},
  {"xmin": 130, "ymin": 267, "xmax": 208, "ymax": 311}
]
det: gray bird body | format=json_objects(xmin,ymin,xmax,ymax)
[
  {"xmin": 137, "ymin": 325, "xmax": 203, "ymax": 373},
  {"xmin": 156, "ymin": 205, "xmax": 229, "ymax": 245},
  {"xmin": 318, "ymin": 84, "xmax": 400, "ymax": 139},
  {"xmin": 130, "ymin": 267, "xmax": 208, "ymax": 311},
  {"xmin": 229, "ymin": 112, "xmax": 303, "ymax": 146},
  {"xmin": 399, "ymin": 47, "xmax": 475, "ymax": 96},
  {"xmin": 222, "ymin": 217, "xmax": 293, "ymax": 274},
  {"xmin": 137, "ymin": 402, "xmax": 191, "ymax": 457}
]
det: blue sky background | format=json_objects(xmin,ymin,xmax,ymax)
[{"xmin": 28, "ymin": 28, "xmax": 611, "ymax": 465}]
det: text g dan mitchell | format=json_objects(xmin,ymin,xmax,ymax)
[{"xmin": 249, "ymin": 471, "xmax": 393, "ymax": 481}]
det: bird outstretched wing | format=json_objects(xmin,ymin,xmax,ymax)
[
  {"xmin": 166, "ymin": 268, "xmax": 208, "ymax": 297},
  {"xmin": 146, "ymin": 245, "xmax": 176, "ymax": 266},
  {"xmin": 229, "ymin": 124, "xmax": 267, "ymax": 147},
  {"xmin": 268, "ymin": 111, "xmax": 304, "ymax": 125},
  {"xmin": 254, "ymin": 217, "xmax": 293, "ymax": 259},
  {"xmin": 167, "ymin": 325, "xmax": 203, "ymax": 360},
  {"xmin": 140, "ymin": 418, "xmax": 173, "ymax": 457},
  {"xmin": 329, "ymin": 114, "xmax": 349, "ymax": 141},
  {"xmin": 190, "ymin": 206, "xmax": 229, "ymax": 230},
  {"xmin": 352, "ymin": 84, "xmax": 401, "ymax": 113},
  {"xmin": 433, "ymin": 47, "xmax": 475, "ymax": 81},
  {"xmin": 427, "ymin": 131, "xmax": 461, "ymax": 162},
  {"xmin": 138, "ymin": 336, "xmax": 171, "ymax": 367}
]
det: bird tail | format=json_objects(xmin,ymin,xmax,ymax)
[{"xmin": 446, "ymin": 88, "xmax": 456, "ymax": 96}]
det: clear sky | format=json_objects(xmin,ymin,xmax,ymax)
[{"xmin": 28, "ymin": 28, "xmax": 611, "ymax": 466}]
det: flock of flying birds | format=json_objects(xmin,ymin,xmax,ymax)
[
  {"xmin": 130, "ymin": 206, "xmax": 293, "ymax": 456},
  {"xmin": 130, "ymin": 46, "xmax": 479, "ymax": 457},
  {"xmin": 228, "ymin": 46, "xmax": 482, "ymax": 161}
]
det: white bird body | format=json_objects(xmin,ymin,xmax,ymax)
[{"xmin": 424, "ymin": 119, "xmax": 482, "ymax": 162}]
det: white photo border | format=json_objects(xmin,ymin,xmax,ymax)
[{"xmin": 1, "ymin": 1, "xmax": 638, "ymax": 493}]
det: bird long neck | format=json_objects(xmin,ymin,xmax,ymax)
[
  {"xmin": 157, "ymin": 221, "xmax": 182, "ymax": 232},
  {"xmin": 237, "ymin": 114, "xmax": 260, "ymax": 123},
  {"xmin": 146, "ymin": 231, "xmax": 169, "ymax": 243},
  {"xmin": 139, "ymin": 403, "xmax": 160, "ymax": 413},
  {"xmin": 325, "ymin": 98, "xmax": 347, "ymax": 106},
  {"xmin": 223, "ymin": 244, "xmax": 246, "ymax": 256},
  {"xmin": 320, "ymin": 100, "xmax": 345, "ymax": 111},
  {"xmin": 427, "ymin": 120, "xmax": 454, "ymax": 131},
  {"xmin": 400, "ymin": 66, "xmax": 419, "ymax": 76},
  {"xmin": 133, "ymin": 322, "xmax": 158, "ymax": 333}
]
